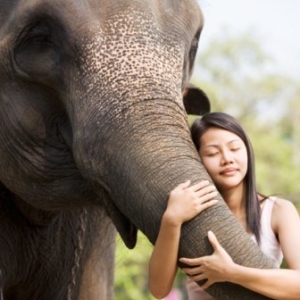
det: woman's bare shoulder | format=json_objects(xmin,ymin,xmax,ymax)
[
  {"xmin": 273, "ymin": 197, "xmax": 298, "ymax": 211},
  {"xmin": 271, "ymin": 197, "xmax": 300, "ymax": 232}
]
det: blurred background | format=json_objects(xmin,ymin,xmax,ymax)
[{"xmin": 115, "ymin": 0, "xmax": 300, "ymax": 299}]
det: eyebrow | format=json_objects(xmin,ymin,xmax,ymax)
[{"xmin": 203, "ymin": 139, "xmax": 242, "ymax": 149}]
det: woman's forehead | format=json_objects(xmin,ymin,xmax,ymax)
[{"xmin": 200, "ymin": 127, "xmax": 243, "ymax": 145}]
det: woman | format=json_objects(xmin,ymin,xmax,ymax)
[{"xmin": 148, "ymin": 112, "xmax": 300, "ymax": 300}]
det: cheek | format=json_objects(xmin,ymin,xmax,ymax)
[
  {"xmin": 202, "ymin": 158, "xmax": 218, "ymax": 178},
  {"xmin": 239, "ymin": 150, "xmax": 248, "ymax": 170},
  {"xmin": 236, "ymin": 152, "xmax": 248, "ymax": 178}
]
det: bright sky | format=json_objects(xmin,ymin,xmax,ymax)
[{"xmin": 197, "ymin": 0, "xmax": 300, "ymax": 77}]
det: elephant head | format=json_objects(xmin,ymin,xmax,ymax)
[{"xmin": 0, "ymin": 0, "xmax": 273, "ymax": 299}]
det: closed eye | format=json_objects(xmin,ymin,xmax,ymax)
[{"xmin": 206, "ymin": 152, "xmax": 218, "ymax": 157}]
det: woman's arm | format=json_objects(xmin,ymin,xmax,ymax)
[
  {"xmin": 180, "ymin": 199, "xmax": 300, "ymax": 300},
  {"xmin": 148, "ymin": 180, "xmax": 218, "ymax": 299},
  {"xmin": 225, "ymin": 263, "xmax": 300, "ymax": 300}
]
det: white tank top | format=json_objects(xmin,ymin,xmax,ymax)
[
  {"xmin": 186, "ymin": 197, "xmax": 283, "ymax": 300},
  {"xmin": 252, "ymin": 197, "xmax": 283, "ymax": 268}
]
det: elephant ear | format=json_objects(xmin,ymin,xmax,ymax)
[{"xmin": 183, "ymin": 85, "xmax": 210, "ymax": 116}]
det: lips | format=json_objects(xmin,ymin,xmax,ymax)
[{"xmin": 220, "ymin": 167, "xmax": 238, "ymax": 175}]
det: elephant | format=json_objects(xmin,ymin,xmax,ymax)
[{"xmin": 0, "ymin": 0, "xmax": 275, "ymax": 299}]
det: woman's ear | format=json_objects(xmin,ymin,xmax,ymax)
[{"xmin": 183, "ymin": 85, "xmax": 210, "ymax": 116}]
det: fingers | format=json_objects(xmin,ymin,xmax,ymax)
[
  {"xmin": 173, "ymin": 180, "xmax": 217, "ymax": 197},
  {"xmin": 173, "ymin": 180, "xmax": 191, "ymax": 191},
  {"xmin": 179, "ymin": 257, "xmax": 204, "ymax": 266},
  {"xmin": 195, "ymin": 185, "xmax": 218, "ymax": 199},
  {"xmin": 207, "ymin": 231, "xmax": 220, "ymax": 251},
  {"xmin": 189, "ymin": 180, "xmax": 211, "ymax": 192},
  {"xmin": 168, "ymin": 180, "xmax": 218, "ymax": 222},
  {"xmin": 197, "ymin": 199, "xmax": 218, "ymax": 214},
  {"xmin": 181, "ymin": 265, "xmax": 204, "ymax": 281},
  {"xmin": 200, "ymin": 279, "xmax": 212, "ymax": 290},
  {"xmin": 182, "ymin": 267, "xmax": 210, "ymax": 287},
  {"xmin": 190, "ymin": 181, "xmax": 218, "ymax": 203},
  {"xmin": 198, "ymin": 192, "xmax": 218, "ymax": 204},
  {"xmin": 189, "ymin": 273, "xmax": 207, "ymax": 282}
]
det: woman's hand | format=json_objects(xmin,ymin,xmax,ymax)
[
  {"xmin": 163, "ymin": 180, "xmax": 218, "ymax": 226},
  {"xmin": 149, "ymin": 182, "xmax": 218, "ymax": 299},
  {"xmin": 180, "ymin": 231, "xmax": 236, "ymax": 289}
]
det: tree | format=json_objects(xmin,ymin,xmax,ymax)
[{"xmin": 195, "ymin": 32, "xmax": 287, "ymax": 115}]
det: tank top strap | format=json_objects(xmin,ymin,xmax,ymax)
[
  {"xmin": 260, "ymin": 197, "xmax": 283, "ymax": 268},
  {"xmin": 261, "ymin": 197, "xmax": 276, "ymax": 224}
]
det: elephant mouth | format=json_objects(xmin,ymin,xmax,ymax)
[{"xmin": 101, "ymin": 189, "xmax": 138, "ymax": 249}]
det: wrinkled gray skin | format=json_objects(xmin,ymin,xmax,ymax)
[{"xmin": 0, "ymin": 1, "xmax": 274, "ymax": 299}]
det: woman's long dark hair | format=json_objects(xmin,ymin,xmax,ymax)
[{"xmin": 191, "ymin": 112, "xmax": 261, "ymax": 244}]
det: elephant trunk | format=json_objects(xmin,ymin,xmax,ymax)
[
  {"xmin": 73, "ymin": 93, "xmax": 274, "ymax": 299},
  {"xmin": 73, "ymin": 93, "xmax": 197, "ymax": 233},
  {"xmin": 75, "ymin": 92, "xmax": 270, "ymax": 245}
]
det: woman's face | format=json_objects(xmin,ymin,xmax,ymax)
[{"xmin": 199, "ymin": 127, "xmax": 248, "ymax": 193}]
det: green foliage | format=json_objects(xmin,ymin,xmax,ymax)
[
  {"xmin": 115, "ymin": 232, "xmax": 187, "ymax": 299},
  {"xmin": 193, "ymin": 32, "xmax": 290, "ymax": 122},
  {"xmin": 114, "ymin": 233, "xmax": 155, "ymax": 300},
  {"xmin": 250, "ymin": 125, "xmax": 300, "ymax": 202}
]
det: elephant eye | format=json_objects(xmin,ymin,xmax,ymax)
[
  {"xmin": 16, "ymin": 20, "xmax": 55, "ymax": 55},
  {"xmin": 181, "ymin": 29, "xmax": 201, "ymax": 90},
  {"xmin": 28, "ymin": 25, "xmax": 53, "ymax": 46},
  {"xmin": 14, "ymin": 17, "xmax": 66, "ymax": 83},
  {"xmin": 188, "ymin": 29, "xmax": 201, "ymax": 69}
]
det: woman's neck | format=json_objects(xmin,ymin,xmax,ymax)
[{"xmin": 220, "ymin": 183, "xmax": 246, "ymax": 217}]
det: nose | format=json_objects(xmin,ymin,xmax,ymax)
[{"xmin": 221, "ymin": 150, "xmax": 233, "ymax": 165}]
